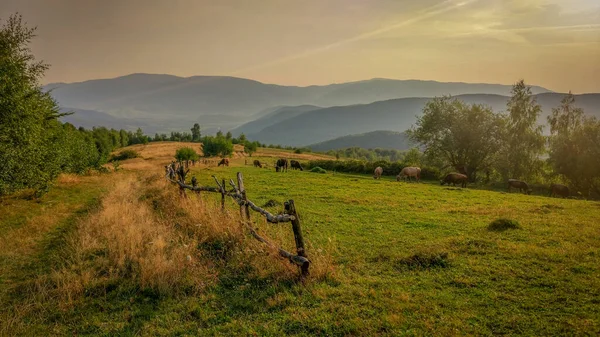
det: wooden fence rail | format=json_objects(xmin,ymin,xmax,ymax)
[{"xmin": 166, "ymin": 163, "xmax": 310, "ymax": 276}]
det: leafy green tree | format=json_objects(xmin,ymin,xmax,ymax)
[
  {"xmin": 0, "ymin": 14, "xmax": 65, "ymax": 195},
  {"xmin": 547, "ymin": 93, "xmax": 600, "ymax": 197},
  {"xmin": 119, "ymin": 129, "xmax": 130, "ymax": 146},
  {"xmin": 216, "ymin": 130, "xmax": 224, "ymax": 138},
  {"xmin": 238, "ymin": 133, "xmax": 247, "ymax": 143},
  {"xmin": 407, "ymin": 96, "xmax": 505, "ymax": 181},
  {"xmin": 402, "ymin": 148, "xmax": 422, "ymax": 167},
  {"xmin": 497, "ymin": 80, "xmax": 545, "ymax": 181},
  {"xmin": 244, "ymin": 141, "xmax": 258, "ymax": 156},
  {"xmin": 225, "ymin": 131, "xmax": 232, "ymax": 140},
  {"xmin": 191, "ymin": 123, "xmax": 201, "ymax": 142},
  {"xmin": 175, "ymin": 147, "xmax": 200, "ymax": 162},
  {"xmin": 202, "ymin": 136, "xmax": 233, "ymax": 157}
]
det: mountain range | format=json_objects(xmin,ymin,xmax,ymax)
[
  {"xmin": 45, "ymin": 73, "xmax": 600, "ymax": 150},
  {"xmin": 240, "ymin": 93, "xmax": 600, "ymax": 147},
  {"xmin": 47, "ymin": 73, "xmax": 552, "ymax": 132},
  {"xmin": 308, "ymin": 131, "xmax": 412, "ymax": 152}
]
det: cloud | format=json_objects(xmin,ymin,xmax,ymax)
[{"xmin": 231, "ymin": 0, "xmax": 480, "ymax": 75}]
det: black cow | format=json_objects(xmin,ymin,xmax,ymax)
[
  {"xmin": 276, "ymin": 158, "xmax": 288, "ymax": 172},
  {"xmin": 290, "ymin": 160, "xmax": 303, "ymax": 171},
  {"xmin": 549, "ymin": 183, "xmax": 569, "ymax": 198},
  {"xmin": 508, "ymin": 179, "xmax": 531, "ymax": 195}
]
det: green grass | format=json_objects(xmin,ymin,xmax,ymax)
[{"xmin": 2, "ymin": 167, "xmax": 600, "ymax": 336}]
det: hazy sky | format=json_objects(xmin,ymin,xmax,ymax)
[{"xmin": 2, "ymin": 0, "xmax": 599, "ymax": 92}]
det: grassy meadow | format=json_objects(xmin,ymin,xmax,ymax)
[{"xmin": 1, "ymin": 142, "xmax": 599, "ymax": 336}]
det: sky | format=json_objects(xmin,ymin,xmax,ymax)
[{"xmin": 1, "ymin": 0, "xmax": 599, "ymax": 92}]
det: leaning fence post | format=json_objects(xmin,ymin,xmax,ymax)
[
  {"xmin": 237, "ymin": 172, "xmax": 251, "ymax": 221},
  {"xmin": 286, "ymin": 199, "xmax": 309, "ymax": 276},
  {"xmin": 221, "ymin": 178, "xmax": 226, "ymax": 211}
]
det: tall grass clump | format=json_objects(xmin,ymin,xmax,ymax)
[{"xmin": 488, "ymin": 218, "xmax": 521, "ymax": 231}]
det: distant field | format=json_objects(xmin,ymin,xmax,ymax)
[{"xmin": 1, "ymin": 142, "xmax": 599, "ymax": 336}]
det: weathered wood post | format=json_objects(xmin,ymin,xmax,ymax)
[
  {"xmin": 286, "ymin": 199, "xmax": 309, "ymax": 276},
  {"xmin": 221, "ymin": 178, "xmax": 226, "ymax": 211},
  {"xmin": 237, "ymin": 172, "xmax": 251, "ymax": 220}
]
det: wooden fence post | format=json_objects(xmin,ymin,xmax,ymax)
[
  {"xmin": 237, "ymin": 172, "xmax": 251, "ymax": 221},
  {"xmin": 220, "ymin": 178, "xmax": 226, "ymax": 211},
  {"xmin": 286, "ymin": 199, "xmax": 309, "ymax": 276}
]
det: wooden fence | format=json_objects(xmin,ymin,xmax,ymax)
[{"xmin": 165, "ymin": 163, "xmax": 310, "ymax": 277}]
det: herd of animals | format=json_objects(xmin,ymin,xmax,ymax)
[
  {"xmin": 191, "ymin": 157, "xmax": 572, "ymax": 198},
  {"xmin": 372, "ymin": 165, "xmax": 571, "ymax": 198}
]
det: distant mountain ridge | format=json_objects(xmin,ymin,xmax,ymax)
[
  {"xmin": 308, "ymin": 131, "xmax": 412, "ymax": 151},
  {"xmin": 45, "ymin": 73, "xmax": 553, "ymax": 132},
  {"xmin": 245, "ymin": 93, "xmax": 600, "ymax": 147}
]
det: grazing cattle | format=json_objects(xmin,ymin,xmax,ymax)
[
  {"xmin": 440, "ymin": 173, "xmax": 468, "ymax": 188},
  {"xmin": 396, "ymin": 167, "xmax": 421, "ymax": 182},
  {"xmin": 373, "ymin": 166, "xmax": 383, "ymax": 179},
  {"xmin": 218, "ymin": 158, "xmax": 229, "ymax": 167},
  {"xmin": 290, "ymin": 160, "xmax": 303, "ymax": 171},
  {"xmin": 507, "ymin": 179, "xmax": 531, "ymax": 194},
  {"xmin": 253, "ymin": 160, "xmax": 262, "ymax": 168},
  {"xmin": 276, "ymin": 158, "xmax": 288, "ymax": 172},
  {"xmin": 549, "ymin": 183, "xmax": 569, "ymax": 198}
]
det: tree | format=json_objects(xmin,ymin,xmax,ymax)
[
  {"xmin": 407, "ymin": 96, "xmax": 505, "ymax": 181},
  {"xmin": 238, "ymin": 133, "xmax": 247, "ymax": 143},
  {"xmin": 244, "ymin": 141, "xmax": 258, "ymax": 156},
  {"xmin": 202, "ymin": 136, "xmax": 233, "ymax": 157},
  {"xmin": 497, "ymin": 80, "xmax": 545, "ymax": 181},
  {"xmin": 402, "ymin": 148, "xmax": 422, "ymax": 167},
  {"xmin": 175, "ymin": 147, "xmax": 200, "ymax": 162},
  {"xmin": 216, "ymin": 130, "xmax": 224, "ymax": 138},
  {"xmin": 0, "ymin": 14, "xmax": 64, "ymax": 195},
  {"xmin": 191, "ymin": 123, "xmax": 201, "ymax": 142},
  {"xmin": 225, "ymin": 131, "xmax": 232, "ymax": 140},
  {"xmin": 547, "ymin": 93, "xmax": 600, "ymax": 197}
]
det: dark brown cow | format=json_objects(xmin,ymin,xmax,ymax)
[
  {"xmin": 508, "ymin": 179, "xmax": 531, "ymax": 194},
  {"xmin": 218, "ymin": 158, "xmax": 229, "ymax": 167},
  {"xmin": 549, "ymin": 183, "xmax": 569, "ymax": 198},
  {"xmin": 290, "ymin": 160, "xmax": 303, "ymax": 171},
  {"xmin": 253, "ymin": 160, "xmax": 262, "ymax": 168},
  {"xmin": 276, "ymin": 158, "xmax": 288, "ymax": 172},
  {"xmin": 440, "ymin": 173, "xmax": 468, "ymax": 188}
]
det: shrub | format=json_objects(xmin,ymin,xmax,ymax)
[
  {"xmin": 488, "ymin": 218, "xmax": 520, "ymax": 231},
  {"xmin": 175, "ymin": 147, "xmax": 200, "ymax": 162},
  {"xmin": 202, "ymin": 136, "xmax": 233, "ymax": 157},
  {"xmin": 310, "ymin": 167, "xmax": 327, "ymax": 174},
  {"xmin": 109, "ymin": 149, "xmax": 139, "ymax": 162}
]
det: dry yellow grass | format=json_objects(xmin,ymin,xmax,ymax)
[{"xmin": 55, "ymin": 173, "xmax": 82, "ymax": 185}]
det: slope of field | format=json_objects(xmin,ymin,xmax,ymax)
[
  {"xmin": 308, "ymin": 130, "xmax": 412, "ymax": 151},
  {"xmin": 1, "ymin": 142, "xmax": 599, "ymax": 335}
]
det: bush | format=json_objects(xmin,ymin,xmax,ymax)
[
  {"xmin": 202, "ymin": 136, "xmax": 233, "ymax": 157},
  {"xmin": 175, "ymin": 147, "xmax": 200, "ymax": 162},
  {"xmin": 109, "ymin": 149, "xmax": 139, "ymax": 162},
  {"xmin": 310, "ymin": 167, "xmax": 327, "ymax": 174},
  {"xmin": 488, "ymin": 218, "xmax": 520, "ymax": 231}
]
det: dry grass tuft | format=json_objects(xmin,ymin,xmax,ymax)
[{"xmin": 56, "ymin": 173, "xmax": 81, "ymax": 185}]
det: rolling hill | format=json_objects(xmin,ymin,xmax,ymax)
[
  {"xmin": 231, "ymin": 105, "xmax": 320, "ymax": 136},
  {"xmin": 246, "ymin": 93, "xmax": 600, "ymax": 147},
  {"xmin": 45, "ymin": 74, "xmax": 552, "ymax": 132},
  {"xmin": 308, "ymin": 131, "xmax": 412, "ymax": 151}
]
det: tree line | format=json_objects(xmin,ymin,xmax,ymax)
[{"xmin": 407, "ymin": 81, "xmax": 600, "ymax": 197}]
